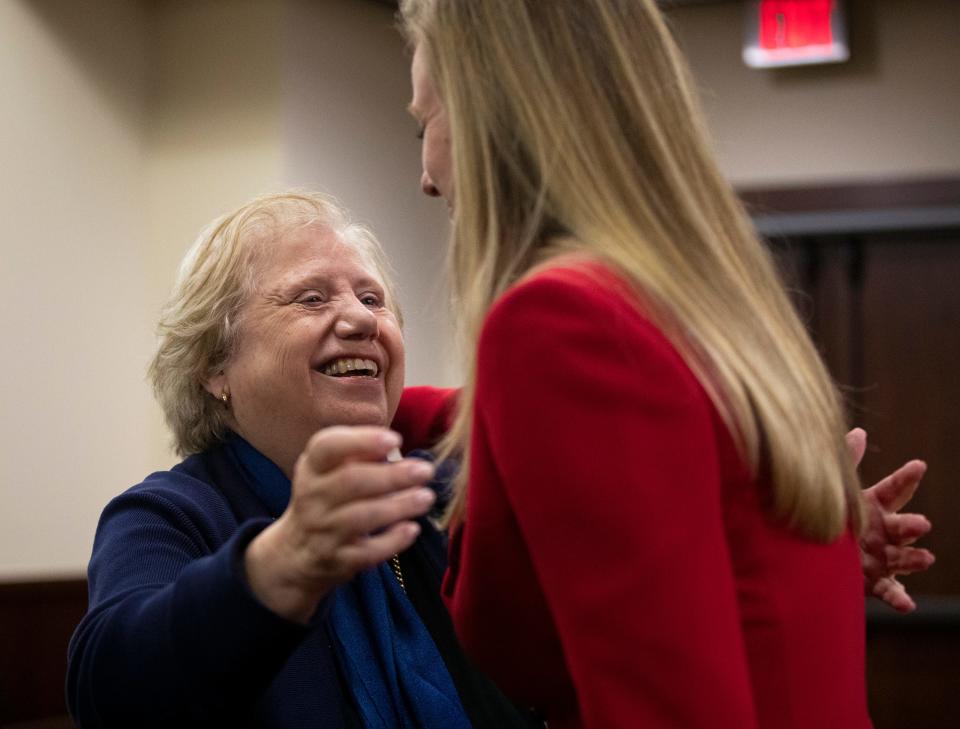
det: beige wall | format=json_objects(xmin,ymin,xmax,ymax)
[
  {"xmin": 0, "ymin": 0, "xmax": 153, "ymax": 578},
  {"xmin": 668, "ymin": 0, "xmax": 960, "ymax": 186},
  {"xmin": 283, "ymin": 0, "xmax": 456, "ymax": 387},
  {"xmin": 144, "ymin": 0, "xmax": 286, "ymax": 465}
]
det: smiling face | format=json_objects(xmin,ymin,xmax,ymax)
[
  {"xmin": 409, "ymin": 45, "xmax": 453, "ymax": 204},
  {"xmin": 206, "ymin": 222, "xmax": 405, "ymax": 475}
]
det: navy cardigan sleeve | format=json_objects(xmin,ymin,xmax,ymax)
[
  {"xmin": 66, "ymin": 463, "xmax": 315, "ymax": 727},
  {"xmin": 67, "ymin": 448, "xmax": 539, "ymax": 729}
]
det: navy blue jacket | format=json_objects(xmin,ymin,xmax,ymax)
[{"xmin": 67, "ymin": 443, "xmax": 538, "ymax": 728}]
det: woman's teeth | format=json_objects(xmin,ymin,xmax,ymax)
[{"xmin": 320, "ymin": 358, "xmax": 379, "ymax": 377}]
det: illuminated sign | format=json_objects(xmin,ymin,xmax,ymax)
[{"xmin": 743, "ymin": 0, "xmax": 850, "ymax": 68}]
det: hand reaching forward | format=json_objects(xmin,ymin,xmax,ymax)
[
  {"xmin": 847, "ymin": 428, "xmax": 936, "ymax": 614},
  {"xmin": 245, "ymin": 426, "xmax": 436, "ymax": 623}
]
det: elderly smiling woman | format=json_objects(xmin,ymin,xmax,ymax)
[{"xmin": 66, "ymin": 192, "xmax": 537, "ymax": 729}]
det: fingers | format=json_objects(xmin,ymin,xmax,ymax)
[
  {"xmin": 320, "ymin": 484, "xmax": 437, "ymax": 540},
  {"xmin": 289, "ymin": 455, "xmax": 436, "ymax": 544},
  {"xmin": 278, "ymin": 428, "xmax": 437, "ymax": 589},
  {"xmin": 867, "ymin": 460, "xmax": 928, "ymax": 512},
  {"xmin": 295, "ymin": 458, "xmax": 436, "ymax": 512},
  {"xmin": 845, "ymin": 428, "xmax": 868, "ymax": 467},
  {"xmin": 882, "ymin": 511, "xmax": 932, "ymax": 544},
  {"xmin": 338, "ymin": 522, "xmax": 423, "ymax": 573},
  {"xmin": 883, "ymin": 544, "xmax": 936, "ymax": 574},
  {"xmin": 300, "ymin": 426, "xmax": 402, "ymax": 475},
  {"xmin": 291, "ymin": 423, "xmax": 436, "ymax": 512},
  {"xmin": 872, "ymin": 577, "xmax": 916, "ymax": 614}
]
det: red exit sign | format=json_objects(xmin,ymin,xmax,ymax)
[{"xmin": 744, "ymin": 0, "xmax": 850, "ymax": 68}]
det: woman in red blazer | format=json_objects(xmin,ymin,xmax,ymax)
[{"xmin": 398, "ymin": 1, "xmax": 933, "ymax": 727}]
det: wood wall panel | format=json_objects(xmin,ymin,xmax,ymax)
[
  {"xmin": 758, "ymin": 177, "xmax": 960, "ymax": 728},
  {"xmin": 867, "ymin": 623, "xmax": 960, "ymax": 729},
  {"xmin": 0, "ymin": 580, "xmax": 86, "ymax": 725},
  {"xmin": 858, "ymin": 234, "xmax": 960, "ymax": 595}
]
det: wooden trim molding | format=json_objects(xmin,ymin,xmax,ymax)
[
  {"xmin": 738, "ymin": 177, "xmax": 960, "ymax": 237},
  {"xmin": 0, "ymin": 577, "xmax": 87, "ymax": 602},
  {"xmin": 738, "ymin": 176, "xmax": 960, "ymax": 214},
  {"xmin": 867, "ymin": 596, "xmax": 960, "ymax": 630}
]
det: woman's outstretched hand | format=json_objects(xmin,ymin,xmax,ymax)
[
  {"xmin": 245, "ymin": 426, "xmax": 436, "ymax": 623},
  {"xmin": 847, "ymin": 428, "xmax": 936, "ymax": 614}
]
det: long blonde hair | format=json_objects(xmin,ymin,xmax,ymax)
[{"xmin": 401, "ymin": 0, "xmax": 860, "ymax": 539}]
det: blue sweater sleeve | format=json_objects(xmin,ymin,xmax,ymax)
[{"xmin": 66, "ymin": 474, "xmax": 316, "ymax": 727}]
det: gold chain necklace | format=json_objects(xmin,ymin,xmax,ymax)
[{"xmin": 389, "ymin": 553, "xmax": 405, "ymax": 592}]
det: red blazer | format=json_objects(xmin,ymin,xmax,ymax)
[{"xmin": 397, "ymin": 263, "xmax": 870, "ymax": 729}]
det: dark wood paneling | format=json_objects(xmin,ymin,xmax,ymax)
[
  {"xmin": 771, "ymin": 236, "xmax": 865, "ymax": 406},
  {"xmin": 867, "ymin": 622, "xmax": 960, "ymax": 729},
  {"xmin": 857, "ymin": 234, "xmax": 960, "ymax": 595},
  {"xmin": 755, "ymin": 178, "xmax": 960, "ymax": 728},
  {"xmin": 757, "ymin": 179, "xmax": 959, "ymax": 600},
  {"xmin": 0, "ymin": 579, "xmax": 87, "ymax": 725}
]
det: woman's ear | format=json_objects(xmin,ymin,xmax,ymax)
[{"xmin": 203, "ymin": 371, "xmax": 228, "ymax": 400}]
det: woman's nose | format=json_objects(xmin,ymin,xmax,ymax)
[
  {"xmin": 421, "ymin": 170, "xmax": 440, "ymax": 197},
  {"xmin": 334, "ymin": 298, "xmax": 379, "ymax": 340}
]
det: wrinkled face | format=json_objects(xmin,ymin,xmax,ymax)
[
  {"xmin": 207, "ymin": 223, "xmax": 405, "ymax": 475},
  {"xmin": 409, "ymin": 45, "xmax": 453, "ymax": 205}
]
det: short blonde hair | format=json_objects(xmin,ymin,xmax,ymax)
[{"xmin": 149, "ymin": 191, "xmax": 402, "ymax": 456}]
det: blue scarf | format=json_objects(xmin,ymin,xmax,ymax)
[{"xmin": 227, "ymin": 434, "xmax": 471, "ymax": 729}]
